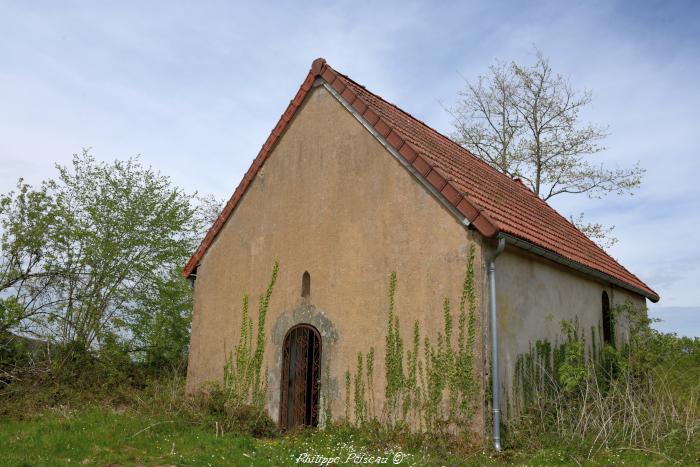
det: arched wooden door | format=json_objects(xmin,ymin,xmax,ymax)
[{"xmin": 280, "ymin": 324, "xmax": 322, "ymax": 429}]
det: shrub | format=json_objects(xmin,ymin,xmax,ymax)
[{"xmin": 198, "ymin": 381, "xmax": 277, "ymax": 437}]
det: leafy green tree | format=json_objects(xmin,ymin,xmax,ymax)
[
  {"xmin": 1, "ymin": 150, "xmax": 219, "ymax": 372},
  {"xmin": 129, "ymin": 268, "xmax": 193, "ymax": 372},
  {"xmin": 44, "ymin": 151, "xmax": 198, "ymax": 347},
  {"xmin": 0, "ymin": 180, "xmax": 65, "ymax": 335}
]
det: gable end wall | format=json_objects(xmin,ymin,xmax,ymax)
[{"xmin": 186, "ymin": 85, "xmax": 486, "ymax": 433}]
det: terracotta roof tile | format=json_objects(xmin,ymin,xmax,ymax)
[{"xmin": 184, "ymin": 58, "xmax": 658, "ymax": 303}]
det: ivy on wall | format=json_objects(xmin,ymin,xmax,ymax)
[
  {"xmin": 212, "ymin": 245, "xmax": 482, "ymax": 434},
  {"xmin": 344, "ymin": 244, "xmax": 480, "ymax": 432},
  {"xmin": 220, "ymin": 261, "xmax": 280, "ymax": 410}
]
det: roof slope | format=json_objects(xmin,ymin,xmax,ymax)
[{"xmin": 184, "ymin": 58, "xmax": 658, "ymax": 302}]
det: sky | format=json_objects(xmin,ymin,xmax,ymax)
[{"xmin": 1, "ymin": 0, "xmax": 699, "ymax": 336}]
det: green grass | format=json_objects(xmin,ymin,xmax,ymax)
[
  {"xmin": 0, "ymin": 408, "xmax": 687, "ymax": 466},
  {"xmin": 0, "ymin": 408, "xmax": 435, "ymax": 466},
  {"xmin": 1, "ymin": 409, "xmax": 255, "ymax": 466}
]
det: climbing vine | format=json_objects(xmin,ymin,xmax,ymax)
[
  {"xmin": 222, "ymin": 260, "xmax": 279, "ymax": 409},
  {"xmin": 384, "ymin": 271, "xmax": 404, "ymax": 423},
  {"xmin": 345, "ymin": 244, "xmax": 480, "ymax": 433},
  {"xmin": 344, "ymin": 370, "xmax": 351, "ymax": 421},
  {"xmin": 366, "ymin": 347, "xmax": 376, "ymax": 420},
  {"xmin": 354, "ymin": 352, "xmax": 366, "ymax": 424}
]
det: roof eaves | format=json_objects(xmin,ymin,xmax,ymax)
[{"xmin": 502, "ymin": 233, "xmax": 660, "ymax": 302}]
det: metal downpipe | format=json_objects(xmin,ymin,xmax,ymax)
[{"xmin": 488, "ymin": 235, "xmax": 506, "ymax": 452}]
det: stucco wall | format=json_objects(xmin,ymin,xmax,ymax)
[
  {"xmin": 186, "ymin": 84, "xmax": 485, "ymax": 431},
  {"xmin": 494, "ymin": 246, "xmax": 647, "ymax": 414}
]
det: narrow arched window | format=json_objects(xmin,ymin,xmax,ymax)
[
  {"xmin": 602, "ymin": 291, "xmax": 612, "ymax": 345},
  {"xmin": 301, "ymin": 271, "xmax": 310, "ymax": 298}
]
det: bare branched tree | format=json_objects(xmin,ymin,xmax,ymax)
[
  {"xmin": 452, "ymin": 61, "xmax": 524, "ymax": 178},
  {"xmin": 569, "ymin": 213, "xmax": 618, "ymax": 250},
  {"xmin": 449, "ymin": 50, "xmax": 645, "ymax": 248}
]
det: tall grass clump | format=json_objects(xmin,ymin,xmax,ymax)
[{"xmin": 510, "ymin": 302, "xmax": 700, "ymax": 461}]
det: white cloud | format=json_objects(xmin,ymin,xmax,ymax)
[{"xmin": 1, "ymin": 1, "xmax": 698, "ymax": 318}]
